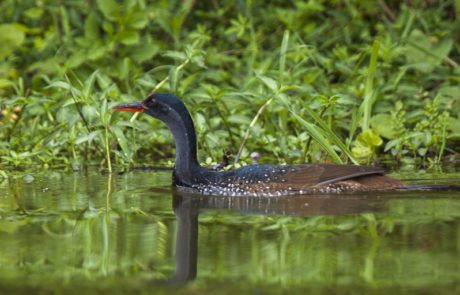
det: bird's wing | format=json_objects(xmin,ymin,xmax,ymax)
[{"xmin": 277, "ymin": 164, "xmax": 385, "ymax": 188}]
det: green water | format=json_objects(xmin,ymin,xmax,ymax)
[{"xmin": 0, "ymin": 169, "xmax": 460, "ymax": 294}]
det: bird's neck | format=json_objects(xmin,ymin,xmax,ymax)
[{"xmin": 163, "ymin": 108, "xmax": 201, "ymax": 185}]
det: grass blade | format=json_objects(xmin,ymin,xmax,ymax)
[
  {"xmin": 279, "ymin": 30, "xmax": 290, "ymax": 85},
  {"xmin": 302, "ymin": 104, "xmax": 359, "ymax": 164},
  {"xmin": 276, "ymin": 94, "xmax": 344, "ymax": 164},
  {"xmin": 361, "ymin": 40, "xmax": 380, "ymax": 131}
]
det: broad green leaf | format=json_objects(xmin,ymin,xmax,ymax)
[
  {"xmin": 66, "ymin": 52, "xmax": 86, "ymax": 68},
  {"xmin": 47, "ymin": 81, "xmax": 73, "ymax": 91},
  {"xmin": 83, "ymin": 71, "xmax": 99, "ymax": 99},
  {"xmin": 88, "ymin": 45, "xmax": 108, "ymax": 61},
  {"xmin": 352, "ymin": 129, "xmax": 382, "ymax": 160},
  {"xmin": 355, "ymin": 129, "xmax": 382, "ymax": 147},
  {"xmin": 102, "ymin": 20, "xmax": 114, "ymax": 34},
  {"xmin": 258, "ymin": 75, "xmax": 279, "ymax": 93},
  {"xmin": 132, "ymin": 42, "xmax": 160, "ymax": 62},
  {"xmin": 194, "ymin": 113, "xmax": 207, "ymax": 131},
  {"xmin": 96, "ymin": 0, "xmax": 119, "ymax": 21},
  {"xmin": 129, "ymin": 11, "xmax": 149, "ymax": 29},
  {"xmin": 438, "ymin": 86, "xmax": 460, "ymax": 103},
  {"xmin": 164, "ymin": 51, "xmax": 187, "ymax": 62},
  {"xmin": 76, "ymin": 131, "xmax": 101, "ymax": 145},
  {"xmin": 228, "ymin": 114, "xmax": 251, "ymax": 125},
  {"xmin": 118, "ymin": 30, "xmax": 140, "ymax": 45},
  {"xmin": 191, "ymin": 54, "xmax": 206, "ymax": 68},
  {"xmin": 384, "ymin": 138, "xmax": 401, "ymax": 152},
  {"xmin": 370, "ymin": 114, "xmax": 399, "ymax": 139},
  {"xmin": 447, "ymin": 117, "xmax": 460, "ymax": 136},
  {"xmin": 84, "ymin": 12, "xmax": 100, "ymax": 40},
  {"xmin": 352, "ymin": 145, "xmax": 373, "ymax": 159},
  {"xmin": 0, "ymin": 79, "xmax": 13, "ymax": 89},
  {"xmin": 403, "ymin": 30, "xmax": 453, "ymax": 72},
  {"xmin": 24, "ymin": 7, "xmax": 44, "ymax": 19},
  {"xmin": 0, "ymin": 23, "xmax": 26, "ymax": 59}
]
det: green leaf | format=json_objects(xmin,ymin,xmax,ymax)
[
  {"xmin": 66, "ymin": 52, "xmax": 86, "ymax": 68},
  {"xmin": 279, "ymin": 30, "xmax": 289, "ymax": 84},
  {"xmin": 194, "ymin": 113, "xmax": 207, "ymax": 131},
  {"xmin": 447, "ymin": 117, "xmax": 460, "ymax": 136},
  {"xmin": 0, "ymin": 23, "xmax": 26, "ymax": 59},
  {"xmin": 24, "ymin": 7, "xmax": 44, "ymax": 19},
  {"xmin": 0, "ymin": 79, "xmax": 13, "ymax": 89},
  {"xmin": 258, "ymin": 75, "xmax": 279, "ymax": 93},
  {"xmin": 191, "ymin": 54, "xmax": 206, "ymax": 68},
  {"xmin": 169, "ymin": 66, "xmax": 180, "ymax": 93},
  {"xmin": 228, "ymin": 114, "xmax": 251, "ymax": 125},
  {"xmin": 352, "ymin": 129, "xmax": 382, "ymax": 160},
  {"xmin": 112, "ymin": 126, "xmax": 133, "ymax": 160},
  {"xmin": 361, "ymin": 40, "xmax": 380, "ymax": 131},
  {"xmin": 302, "ymin": 103, "xmax": 359, "ymax": 164},
  {"xmin": 352, "ymin": 145, "xmax": 373, "ymax": 160},
  {"xmin": 356, "ymin": 129, "xmax": 382, "ymax": 147},
  {"xmin": 76, "ymin": 131, "xmax": 101, "ymax": 145},
  {"xmin": 164, "ymin": 51, "xmax": 187, "ymax": 62},
  {"xmin": 87, "ymin": 45, "xmax": 109, "ymax": 61},
  {"xmin": 384, "ymin": 138, "xmax": 401, "ymax": 152},
  {"xmin": 289, "ymin": 111, "xmax": 344, "ymax": 164},
  {"xmin": 131, "ymin": 42, "xmax": 160, "ymax": 62},
  {"xmin": 118, "ymin": 30, "xmax": 140, "ymax": 45},
  {"xmin": 403, "ymin": 30, "xmax": 453, "ymax": 72},
  {"xmin": 438, "ymin": 86, "xmax": 460, "ymax": 103},
  {"xmin": 370, "ymin": 114, "xmax": 399, "ymax": 139},
  {"xmin": 96, "ymin": 0, "xmax": 119, "ymax": 21},
  {"xmin": 84, "ymin": 12, "xmax": 100, "ymax": 40},
  {"xmin": 129, "ymin": 11, "xmax": 149, "ymax": 29},
  {"xmin": 102, "ymin": 20, "xmax": 114, "ymax": 34},
  {"xmin": 47, "ymin": 81, "xmax": 73, "ymax": 91},
  {"xmin": 418, "ymin": 147, "xmax": 427, "ymax": 156},
  {"xmin": 83, "ymin": 71, "xmax": 99, "ymax": 99}
]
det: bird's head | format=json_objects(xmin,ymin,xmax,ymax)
[{"xmin": 113, "ymin": 93, "xmax": 187, "ymax": 122}]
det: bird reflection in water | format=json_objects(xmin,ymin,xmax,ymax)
[{"xmin": 167, "ymin": 190, "xmax": 391, "ymax": 284}]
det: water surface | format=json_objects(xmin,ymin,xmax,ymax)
[{"xmin": 0, "ymin": 169, "xmax": 459, "ymax": 294}]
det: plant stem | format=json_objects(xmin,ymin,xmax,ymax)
[
  {"xmin": 105, "ymin": 127, "xmax": 112, "ymax": 173},
  {"xmin": 234, "ymin": 98, "xmax": 273, "ymax": 164}
]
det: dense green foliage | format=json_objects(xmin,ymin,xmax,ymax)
[{"xmin": 1, "ymin": 0, "xmax": 460, "ymax": 170}]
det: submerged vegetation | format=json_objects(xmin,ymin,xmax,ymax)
[{"xmin": 1, "ymin": 0, "xmax": 460, "ymax": 171}]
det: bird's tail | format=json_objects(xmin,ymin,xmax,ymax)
[{"xmin": 398, "ymin": 184, "xmax": 460, "ymax": 191}]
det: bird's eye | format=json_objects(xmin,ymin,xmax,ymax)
[{"xmin": 145, "ymin": 99, "xmax": 158, "ymax": 108}]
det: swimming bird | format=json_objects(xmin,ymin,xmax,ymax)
[{"xmin": 113, "ymin": 93, "xmax": 407, "ymax": 196}]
